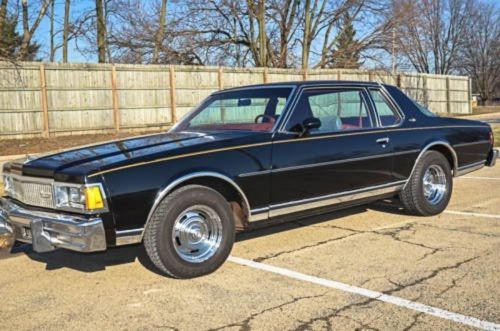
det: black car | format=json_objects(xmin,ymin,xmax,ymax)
[{"xmin": 1, "ymin": 81, "xmax": 498, "ymax": 278}]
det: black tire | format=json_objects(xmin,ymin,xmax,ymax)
[
  {"xmin": 144, "ymin": 185, "xmax": 235, "ymax": 278},
  {"xmin": 399, "ymin": 150, "xmax": 453, "ymax": 216}
]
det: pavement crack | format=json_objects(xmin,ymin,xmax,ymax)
[
  {"xmin": 253, "ymin": 231, "xmax": 358, "ymax": 263},
  {"xmin": 207, "ymin": 293, "xmax": 327, "ymax": 331},
  {"xmin": 374, "ymin": 223, "xmax": 444, "ymax": 261},
  {"xmin": 152, "ymin": 325, "xmax": 180, "ymax": 331},
  {"xmin": 420, "ymin": 223, "xmax": 499, "ymax": 238},
  {"xmin": 385, "ymin": 256, "xmax": 479, "ymax": 295},
  {"xmin": 402, "ymin": 312, "xmax": 424, "ymax": 331},
  {"xmin": 293, "ymin": 296, "xmax": 377, "ymax": 331},
  {"xmin": 436, "ymin": 271, "xmax": 470, "ymax": 297}
]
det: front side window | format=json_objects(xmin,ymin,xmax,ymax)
[
  {"xmin": 369, "ymin": 89, "xmax": 402, "ymax": 126},
  {"xmin": 286, "ymin": 89, "xmax": 373, "ymax": 133},
  {"xmin": 172, "ymin": 88, "xmax": 292, "ymax": 132}
]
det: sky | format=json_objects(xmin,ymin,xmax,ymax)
[
  {"xmin": 21, "ymin": 0, "xmax": 500, "ymax": 67},
  {"xmin": 35, "ymin": 0, "xmax": 106, "ymax": 63}
]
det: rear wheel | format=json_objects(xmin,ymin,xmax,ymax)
[
  {"xmin": 399, "ymin": 151, "xmax": 453, "ymax": 216},
  {"xmin": 144, "ymin": 185, "xmax": 235, "ymax": 278}
]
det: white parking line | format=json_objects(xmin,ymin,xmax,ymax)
[
  {"xmin": 228, "ymin": 256, "xmax": 500, "ymax": 331},
  {"xmin": 444, "ymin": 210, "xmax": 500, "ymax": 219},
  {"xmin": 460, "ymin": 176, "xmax": 500, "ymax": 181}
]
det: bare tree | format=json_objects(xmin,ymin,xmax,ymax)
[
  {"xmin": 95, "ymin": 0, "xmax": 106, "ymax": 62},
  {"xmin": 49, "ymin": 0, "xmax": 55, "ymax": 61},
  {"xmin": 392, "ymin": 0, "xmax": 472, "ymax": 74},
  {"xmin": 268, "ymin": 0, "xmax": 300, "ymax": 67},
  {"xmin": 152, "ymin": 0, "xmax": 167, "ymax": 64},
  {"xmin": 62, "ymin": 0, "xmax": 70, "ymax": 62},
  {"xmin": 459, "ymin": 2, "xmax": 500, "ymax": 104},
  {"xmin": 19, "ymin": 0, "xmax": 51, "ymax": 60},
  {"xmin": 0, "ymin": 0, "xmax": 8, "ymax": 38},
  {"xmin": 257, "ymin": 0, "xmax": 266, "ymax": 66}
]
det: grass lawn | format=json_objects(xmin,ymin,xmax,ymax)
[
  {"xmin": 472, "ymin": 106, "xmax": 500, "ymax": 115},
  {"xmin": 493, "ymin": 125, "xmax": 500, "ymax": 147}
]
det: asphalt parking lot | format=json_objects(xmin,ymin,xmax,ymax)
[{"xmin": 1, "ymin": 165, "xmax": 499, "ymax": 330}]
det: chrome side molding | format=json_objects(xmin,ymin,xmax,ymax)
[
  {"xmin": 456, "ymin": 161, "xmax": 485, "ymax": 177},
  {"xmin": 249, "ymin": 180, "xmax": 406, "ymax": 221},
  {"xmin": 116, "ymin": 228, "xmax": 144, "ymax": 246}
]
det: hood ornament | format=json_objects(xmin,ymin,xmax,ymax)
[{"xmin": 23, "ymin": 154, "xmax": 38, "ymax": 164}]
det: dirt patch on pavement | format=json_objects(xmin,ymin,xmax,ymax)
[{"xmin": 0, "ymin": 130, "xmax": 165, "ymax": 156}]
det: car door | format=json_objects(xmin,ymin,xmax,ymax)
[
  {"xmin": 269, "ymin": 86, "xmax": 398, "ymax": 217},
  {"xmin": 366, "ymin": 87, "xmax": 413, "ymax": 181}
]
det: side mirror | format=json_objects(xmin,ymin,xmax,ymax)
[
  {"xmin": 301, "ymin": 117, "xmax": 321, "ymax": 136},
  {"xmin": 302, "ymin": 117, "xmax": 321, "ymax": 131}
]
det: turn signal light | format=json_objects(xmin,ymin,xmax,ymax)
[{"xmin": 85, "ymin": 186, "xmax": 105, "ymax": 210}]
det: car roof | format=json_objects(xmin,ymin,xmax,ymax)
[{"xmin": 220, "ymin": 80, "xmax": 386, "ymax": 92}]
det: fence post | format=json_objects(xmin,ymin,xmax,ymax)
[
  {"xmin": 468, "ymin": 78, "xmax": 472, "ymax": 114},
  {"xmin": 111, "ymin": 65, "xmax": 120, "ymax": 132},
  {"xmin": 368, "ymin": 71, "xmax": 374, "ymax": 82},
  {"xmin": 39, "ymin": 64, "xmax": 49, "ymax": 138},
  {"xmin": 263, "ymin": 68, "xmax": 268, "ymax": 83},
  {"xmin": 397, "ymin": 73, "xmax": 402, "ymax": 88},
  {"xmin": 337, "ymin": 71, "xmax": 342, "ymax": 80},
  {"xmin": 423, "ymin": 74, "xmax": 429, "ymax": 107},
  {"xmin": 217, "ymin": 67, "xmax": 224, "ymax": 90},
  {"xmin": 169, "ymin": 65, "xmax": 177, "ymax": 124},
  {"xmin": 445, "ymin": 77, "xmax": 451, "ymax": 114}
]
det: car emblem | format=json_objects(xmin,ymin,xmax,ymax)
[{"xmin": 40, "ymin": 191, "xmax": 52, "ymax": 199}]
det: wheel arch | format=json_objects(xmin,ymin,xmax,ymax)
[
  {"xmin": 141, "ymin": 172, "xmax": 251, "ymax": 239},
  {"xmin": 405, "ymin": 141, "xmax": 458, "ymax": 188}
]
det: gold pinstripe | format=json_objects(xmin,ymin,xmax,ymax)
[
  {"xmin": 88, "ymin": 125, "xmax": 485, "ymax": 177},
  {"xmin": 88, "ymin": 141, "xmax": 273, "ymax": 177}
]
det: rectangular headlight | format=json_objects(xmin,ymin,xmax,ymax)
[{"xmin": 54, "ymin": 183, "xmax": 107, "ymax": 213}]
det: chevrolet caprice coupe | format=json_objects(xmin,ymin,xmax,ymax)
[{"xmin": 1, "ymin": 81, "xmax": 498, "ymax": 278}]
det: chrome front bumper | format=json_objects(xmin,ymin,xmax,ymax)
[{"xmin": 0, "ymin": 198, "xmax": 106, "ymax": 253}]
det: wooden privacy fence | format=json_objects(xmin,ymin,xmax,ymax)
[{"xmin": 0, "ymin": 62, "xmax": 472, "ymax": 140}]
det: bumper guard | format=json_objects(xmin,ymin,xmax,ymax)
[
  {"xmin": 486, "ymin": 149, "xmax": 498, "ymax": 167},
  {"xmin": 0, "ymin": 197, "xmax": 106, "ymax": 253}
]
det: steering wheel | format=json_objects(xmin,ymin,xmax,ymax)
[{"xmin": 254, "ymin": 114, "xmax": 275, "ymax": 124}]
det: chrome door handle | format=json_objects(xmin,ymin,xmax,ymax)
[{"xmin": 376, "ymin": 137, "xmax": 390, "ymax": 144}]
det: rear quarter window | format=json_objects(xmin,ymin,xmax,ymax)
[{"xmin": 369, "ymin": 89, "xmax": 402, "ymax": 126}]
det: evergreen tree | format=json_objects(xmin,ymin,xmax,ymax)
[
  {"xmin": 328, "ymin": 14, "xmax": 361, "ymax": 69},
  {"xmin": 0, "ymin": 15, "xmax": 40, "ymax": 61}
]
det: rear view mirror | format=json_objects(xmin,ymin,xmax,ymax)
[{"xmin": 238, "ymin": 98, "xmax": 251, "ymax": 107}]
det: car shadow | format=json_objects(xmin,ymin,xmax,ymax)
[{"xmin": 10, "ymin": 199, "xmax": 407, "ymax": 275}]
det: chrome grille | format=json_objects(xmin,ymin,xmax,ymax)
[{"xmin": 6, "ymin": 175, "xmax": 55, "ymax": 209}]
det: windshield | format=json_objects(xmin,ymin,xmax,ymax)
[{"xmin": 171, "ymin": 87, "xmax": 293, "ymax": 132}]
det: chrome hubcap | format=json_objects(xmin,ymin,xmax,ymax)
[
  {"xmin": 423, "ymin": 165, "xmax": 447, "ymax": 205},
  {"xmin": 172, "ymin": 205, "xmax": 223, "ymax": 263}
]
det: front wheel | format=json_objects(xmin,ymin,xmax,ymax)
[
  {"xmin": 399, "ymin": 151, "xmax": 453, "ymax": 216},
  {"xmin": 144, "ymin": 185, "xmax": 235, "ymax": 278}
]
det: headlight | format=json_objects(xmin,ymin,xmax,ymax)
[
  {"xmin": 3, "ymin": 175, "xmax": 14, "ymax": 196},
  {"xmin": 54, "ymin": 183, "xmax": 107, "ymax": 212}
]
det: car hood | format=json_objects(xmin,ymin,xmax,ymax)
[{"xmin": 5, "ymin": 131, "xmax": 259, "ymax": 182}]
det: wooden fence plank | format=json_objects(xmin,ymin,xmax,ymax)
[
  {"xmin": 111, "ymin": 65, "xmax": 120, "ymax": 131},
  {"xmin": 39, "ymin": 64, "xmax": 50, "ymax": 138},
  {"xmin": 169, "ymin": 65, "xmax": 177, "ymax": 123},
  {"xmin": 218, "ymin": 67, "xmax": 224, "ymax": 90}
]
